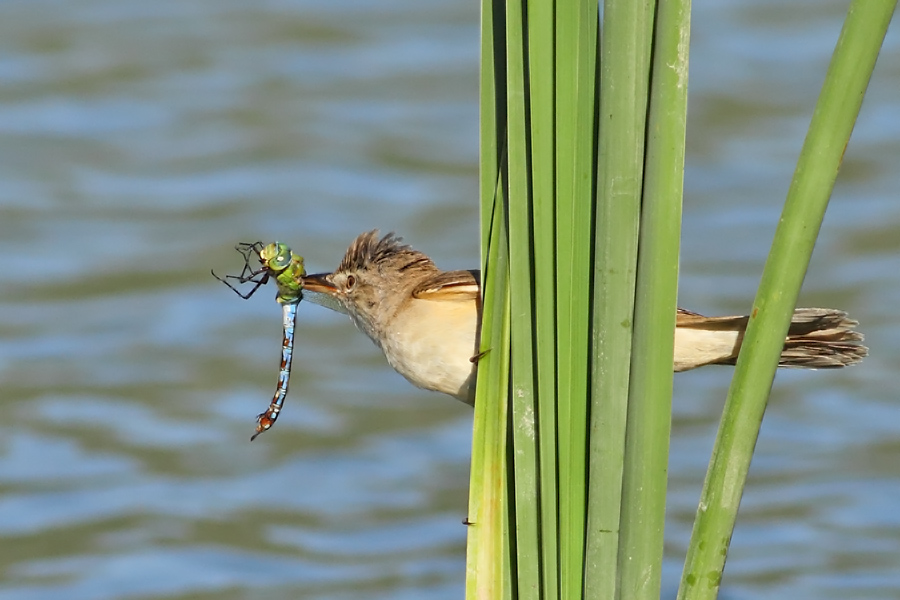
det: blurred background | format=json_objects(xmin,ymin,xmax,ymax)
[{"xmin": 0, "ymin": 0, "xmax": 898, "ymax": 598}]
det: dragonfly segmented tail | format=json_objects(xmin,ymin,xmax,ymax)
[
  {"xmin": 213, "ymin": 241, "xmax": 305, "ymax": 440},
  {"xmin": 251, "ymin": 300, "xmax": 299, "ymax": 440}
]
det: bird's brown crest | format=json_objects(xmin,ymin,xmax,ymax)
[{"xmin": 337, "ymin": 230, "xmax": 436, "ymax": 275}]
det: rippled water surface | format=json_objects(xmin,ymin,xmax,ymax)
[{"xmin": 1, "ymin": 1, "xmax": 898, "ymax": 598}]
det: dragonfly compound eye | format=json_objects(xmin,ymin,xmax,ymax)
[{"xmin": 261, "ymin": 242, "xmax": 293, "ymax": 271}]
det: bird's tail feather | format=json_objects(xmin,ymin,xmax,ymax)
[{"xmin": 716, "ymin": 308, "xmax": 867, "ymax": 369}]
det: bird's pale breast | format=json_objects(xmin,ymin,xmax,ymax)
[{"xmin": 380, "ymin": 295, "xmax": 479, "ymax": 403}]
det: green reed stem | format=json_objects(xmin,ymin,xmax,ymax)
[
  {"xmin": 466, "ymin": 0, "xmax": 511, "ymax": 597},
  {"xmin": 555, "ymin": 1, "xmax": 599, "ymax": 597},
  {"xmin": 583, "ymin": 0, "xmax": 652, "ymax": 596},
  {"xmin": 614, "ymin": 0, "xmax": 690, "ymax": 598},
  {"xmin": 505, "ymin": 0, "xmax": 542, "ymax": 596},
  {"xmin": 527, "ymin": 0, "xmax": 560, "ymax": 596}
]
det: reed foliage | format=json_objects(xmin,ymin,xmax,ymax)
[{"xmin": 467, "ymin": 1, "xmax": 893, "ymax": 599}]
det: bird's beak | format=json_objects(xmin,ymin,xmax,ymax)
[
  {"xmin": 301, "ymin": 273, "xmax": 338, "ymax": 295},
  {"xmin": 301, "ymin": 272, "xmax": 348, "ymax": 314}
]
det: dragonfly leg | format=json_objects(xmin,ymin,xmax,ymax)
[
  {"xmin": 211, "ymin": 268, "xmax": 270, "ymax": 299},
  {"xmin": 231, "ymin": 242, "xmax": 267, "ymax": 281},
  {"xmin": 234, "ymin": 242, "xmax": 265, "ymax": 271},
  {"xmin": 212, "ymin": 242, "xmax": 272, "ymax": 299}
]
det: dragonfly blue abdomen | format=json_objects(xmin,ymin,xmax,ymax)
[{"xmin": 251, "ymin": 300, "xmax": 299, "ymax": 440}]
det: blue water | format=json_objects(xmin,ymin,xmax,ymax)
[{"xmin": 0, "ymin": 1, "xmax": 898, "ymax": 598}]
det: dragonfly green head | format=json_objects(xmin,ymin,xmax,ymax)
[{"xmin": 260, "ymin": 242, "xmax": 297, "ymax": 273}]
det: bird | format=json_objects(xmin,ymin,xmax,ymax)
[{"xmin": 300, "ymin": 230, "xmax": 867, "ymax": 404}]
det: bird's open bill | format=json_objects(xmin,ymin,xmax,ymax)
[
  {"xmin": 301, "ymin": 274, "xmax": 348, "ymax": 314},
  {"xmin": 301, "ymin": 273, "xmax": 336, "ymax": 293}
]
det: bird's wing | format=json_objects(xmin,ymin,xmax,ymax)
[
  {"xmin": 676, "ymin": 308, "xmax": 749, "ymax": 330},
  {"xmin": 412, "ymin": 269, "xmax": 481, "ymax": 301}
]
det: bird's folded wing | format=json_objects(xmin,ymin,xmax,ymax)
[
  {"xmin": 676, "ymin": 308, "xmax": 748, "ymax": 330},
  {"xmin": 412, "ymin": 269, "xmax": 481, "ymax": 301}
]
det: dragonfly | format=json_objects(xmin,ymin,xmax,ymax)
[{"xmin": 213, "ymin": 241, "xmax": 305, "ymax": 440}]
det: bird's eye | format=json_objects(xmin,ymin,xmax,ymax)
[{"xmin": 345, "ymin": 274, "xmax": 357, "ymax": 291}]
